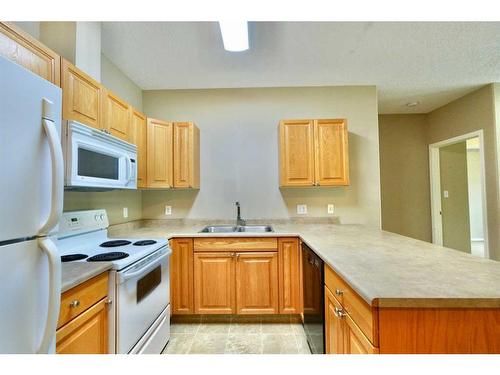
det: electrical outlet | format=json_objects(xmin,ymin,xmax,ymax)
[
  {"xmin": 123, "ymin": 207, "xmax": 128, "ymax": 218},
  {"xmin": 165, "ymin": 205, "xmax": 172, "ymax": 215},
  {"xmin": 327, "ymin": 204, "xmax": 335, "ymax": 214},
  {"xmin": 297, "ymin": 204, "xmax": 307, "ymax": 215}
]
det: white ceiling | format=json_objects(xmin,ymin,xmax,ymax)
[{"xmin": 101, "ymin": 22, "xmax": 500, "ymax": 114}]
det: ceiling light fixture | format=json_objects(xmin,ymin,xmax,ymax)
[{"xmin": 218, "ymin": 21, "xmax": 249, "ymax": 52}]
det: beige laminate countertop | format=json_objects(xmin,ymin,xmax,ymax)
[
  {"xmin": 61, "ymin": 262, "xmax": 112, "ymax": 293},
  {"xmin": 109, "ymin": 221, "xmax": 500, "ymax": 308}
]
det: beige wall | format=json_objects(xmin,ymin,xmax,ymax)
[
  {"xmin": 378, "ymin": 114, "xmax": 432, "ymax": 242},
  {"xmin": 13, "ymin": 22, "xmax": 40, "ymax": 38},
  {"xmin": 39, "ymin": 22, "xmax": 76, "ymax": 64},
  {"xmin": 74, "ymin": 22, "xmax": 101, "ymax": 81},
  {"xmin": 142, "ymin": 86, "xmax": 381, "ymax": 227},
  {"xmin": 63, "ymin": 190, "xmax": 142, "ymax": 225},
  {"xmin": 101, "ymin": 54, "xmax": 143, "ymax": 110},
  {"xmin": 427, "ymin": 85, "xmax": 499, "ymax": 260}
]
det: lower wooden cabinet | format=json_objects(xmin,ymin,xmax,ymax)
[
  {"xmin": 278, "ymin": 238, "xmax": 302, "ymax": 314},
  {"xmin": 194, "ymin": 252, "xmax": 235, "ymax": 314},
  {"xmin": 324, "ymin": 285, "xmax": 379, "ymax": 354},
  {"xmin": 56, "ymin": 273, "xmax": 109, "ymax": 354},
  {"xmin": 236, "ymin": 252, "xmax": 279, "ymax": 314},
  {"xmin": 325, "ymin": 286, "xmax": 344, "ymax": 354},
  {"xmin": 56, "ymin": 298, "xmax": 108, "ymax": 354},
  {"xmin": 170, "ymin": 238, "xmax": 194, "ymax": 314},
  {"xmin": 344, "ymin": 313, "xmax": 379, "ymax": 354},
  {"xmin": 189, "ymin": 246, "xmax": 280, "ymax": 315}
]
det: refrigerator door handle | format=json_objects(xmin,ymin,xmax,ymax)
[
  {"xmin": 38, "ymin": 99, "xmax": 64, "ymax": 235},
  {"xmin": 37, "ymin": 237, "xmax": 61, "ymax": 354}
]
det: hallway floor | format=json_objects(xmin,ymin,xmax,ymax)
[{"xmin": 162, "ymin": 315, "xmax": 312, "ymax": 354}]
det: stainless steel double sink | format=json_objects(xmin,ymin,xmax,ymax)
[{"xmin": 199, "ymin": 225, "xmax": 274, "ymax": 233}]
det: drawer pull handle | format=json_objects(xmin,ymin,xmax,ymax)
[
  {"xmin": 335, "ymin": 289, "xmax": 343, "ymax": 296},
  {"xmin": 334, "ymin": 307, "xmax": 346, "ymax": 318},
  {"xmin": 69, "ymin": 300, "xmax": 80, "ymax": 308}
]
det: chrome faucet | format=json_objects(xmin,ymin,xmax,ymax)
[{"xmin": 235, "ymin": 202, "xmax": 246, "ymax": 226}]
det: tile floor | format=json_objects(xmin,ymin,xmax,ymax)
[{"xmin": 162, "ymin": 315, "xmax": 312, "ymax": 354}]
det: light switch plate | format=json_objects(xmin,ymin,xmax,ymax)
[
  {"xmin": 123, "ymin": 207, "xmax": 128, "ymax": 218},
  {"xmin": 443, "ymin": 190, "xmax": 449, "ymax": 198},
  {"xmin": 297, "ymin": 204, "xmax": 307, "ymax": 215},
  {"xmin": 327, "ymin": 204, "xmax": 335, "ymax": 214},
  {"xmin": 165, "ymin": 205, "xmax": 172, "ymax": 215}
]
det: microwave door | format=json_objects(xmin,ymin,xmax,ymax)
[{"xmin": 69, "ymin": 138, "xmax": 128, "ymax": 189}]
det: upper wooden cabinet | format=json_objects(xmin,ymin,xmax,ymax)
[
  {"xmin": 279, "ymin": 119, "xmax": 315, "ymax": 186},
  {"xmin": 102, "ymin": 89, "xmax": 131, "ymax": 142},
  {"xmin": 314, "ymin": 119, "xmax": 349, "ymax": 186},
  {"xmin": 279, "ymin": 119, "xmax": 349, "ymax": 187},
  {"xmin": 0, "ymin": 22, "xmax": 60, "ymax": 85},
  {"xmin": 147, "ymin": 118, "xmax": 173, "ymax": 188},
  {"xmin": 173, "ymin": 122, "xmax": 200, "ymax": 189},
  {"xmin": 131, "ymin": 109, "xmax": 148, "ymax": 187},
  {"xmin": 61, "ymin": 58, "xmax": 102, "ymax": 130}
]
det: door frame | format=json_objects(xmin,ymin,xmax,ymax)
[{"xmin": 428, "ymin": 130, "xmax": 489, "ymax": 258}]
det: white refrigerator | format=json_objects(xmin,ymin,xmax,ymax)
[{"xmin": 0, "ymin": 56, "xmax": 64, "ymax": 353}]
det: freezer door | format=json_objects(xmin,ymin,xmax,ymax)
[
  {"xmin": 0, "ymin": 56, "xmax": 62, "ymax": 241},
  {"xmin": 0, "ymin": 240, "xmax": 52, "ymax": 353}
]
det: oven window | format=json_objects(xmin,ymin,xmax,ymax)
[
  {"xmin": 78, "ymin": 148, "xmax": 119, "ymax": 180},
  {"xmin": 137, "ymin": 266, "xmax": 162, "ymax": 303}
]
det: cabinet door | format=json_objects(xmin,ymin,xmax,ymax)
[
  {"xmin": 102, "ymin": 89, "xmax": 131, "ymax": 142},
  {"xmin": 173, "ymin": 122, "xmax": 200, "ymax": 188},
  {"xmin": 56, "ymin": 298, "xmax": 108, "ymax": 354},
  {"xmin": 325, "ymin": 287, "xmax": 344, "ymax": 354},
  {"xmin": 236, "ymin": 252, "xmax": 279, "ymax": 314},
  {"xmin": 131, "ymin": 109, "xmax": 147, "ymax": 187},
  {"xmin": 314, "ymin": 119, "xmax": 349, "ymax": 186},
  {"xmin": 0, "ymin": 22, "xmax": 60, "ymax": 85},
  {"xmin": 147, "ymin": 118, "xmax": 173, "ymax": 188},
  {"xmin": 194, "ymin": 252, "xmax": 235, "ymax": 314},
  {"xmin": 61, "ymin": 58, "xmax": 102, "ymax": 130},
  {"xmin": 278, "ymin": 238, "xmax": 302, "ymax": 314},
  {"xmin": 279, "ymin": 120, "xmax": 315, "ymax": 186},
  {"xmin": 170, "ymin": 239, "xmax": 194, "ymax": 314},
  {"xmin": 344, "ymin": 313, "xmax": 379, "ymax": 354}
]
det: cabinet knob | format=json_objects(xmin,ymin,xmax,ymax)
[
  {"xmin": 69, "ymin": 300, "xmax": 80, "ymax": 308},
  {"xmin": 105, "ymin": 299, "xmax": 113, "ymax": 306},
  {"xmin": 334, "ymin": 307, "xmax": 346, "ymax": 318},
  {"xmin": 335, "ymin": 289, "xmax": 343, "ymax": 296}
]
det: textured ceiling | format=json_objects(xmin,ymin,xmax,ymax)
[{"xmin": 101, "ymin": 22, "xmax": 500, "ymax": 114}]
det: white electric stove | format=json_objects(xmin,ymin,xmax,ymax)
[{"xmin": 56, "ymin": 209, "xmax": 172, "ymax": 354}]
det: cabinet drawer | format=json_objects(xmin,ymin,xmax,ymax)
[
  {"xmin": 325, "ymin": 264, "xmax": 349, "ymax": 305},
  {"xmin": 194, "ymin": 237, "xmax": 277, "ymax": 252},
  {"xmin": 325, "ymin": 264, "xmax": 377, "ymax": 346},
  {"xmin": 58, "ymin": 272, "xmax": 108, "ymax": 329}
]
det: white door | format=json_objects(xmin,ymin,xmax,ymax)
[
  {"xmin": 0, "ymin": 57, "xmax": 63, "ymax": 353},
  {"xmin": 0, "ymin": 240, "xmax": 50, "ymax": 353},
  {"xmin": 0, "ymin": 56, "xmax": 62, "ymax": 241}
]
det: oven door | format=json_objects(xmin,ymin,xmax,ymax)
[
  {"xmin": 116, "ymin": 247, "xmax": 171, "ymax": 354},
  {"xmin": 65, "ymin": 121, "xmax": 137, "ymax": 189}
]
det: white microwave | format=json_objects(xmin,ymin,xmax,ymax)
[{"xmin": 63, "ymin": 121, "xmax": 137, "ymax": 190}]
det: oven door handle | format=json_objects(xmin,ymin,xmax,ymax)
[{"xmin": 117, "ymin": 248, "xmax": 172, "ymax": 284}]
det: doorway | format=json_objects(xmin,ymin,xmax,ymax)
[{"xmin": 429, "ymin": 130, "xmax": 488, "ymax": 258}]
